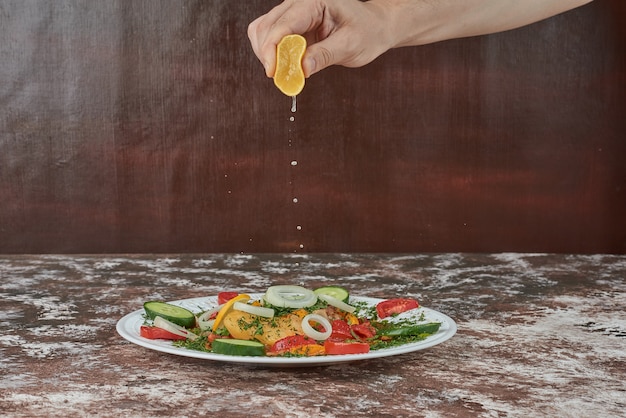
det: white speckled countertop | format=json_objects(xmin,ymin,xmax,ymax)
[{"xmin": 1, "ymin": 253, "xmax": 625, "ymax": 417}]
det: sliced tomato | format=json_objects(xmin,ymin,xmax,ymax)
[
  {"xmin": 351, "ymin": 321, "xmax": 377, "ymax": 339},
  {"xmin": 217, "ymin": 291, "xmax": 239, "ymax": 305},
  {"xmin": 269, "ymin": 335, "xmax": 320, "ymax": 354},
  {"xmin": 376, "ymin": 298, "xmax": 419, "ymax": 318},
  {"xmin": 328, "ymin": 319, "xmax": 353, "ymax": 341},
  {"xmin": 207, "ymin": 332, "xmax": 223, "ymax": 344},
  {"xmin": 324, "ymin": 340, "xmax": 370, "ymax": 355},
  {"xmin": 140, "ymin": 325, "xmax": 186, "ymax": 341}
]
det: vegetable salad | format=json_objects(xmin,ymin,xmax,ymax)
[{"xmin": 140, "ymin": 285, "xmax": 441, "ymax": 357}]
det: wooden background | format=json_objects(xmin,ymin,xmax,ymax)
[{"xmin": 1, "ymin": 0, "xmax": 624, "ymax": 254}]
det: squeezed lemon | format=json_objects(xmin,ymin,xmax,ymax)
[{"xmin": 274, "ymin": 34, "xmax": 306, "ymax": 96}]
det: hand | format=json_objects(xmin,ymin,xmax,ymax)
[
  {"xmin": 248, "ymin": 0, "xmax": 393, "ymax": 78},
  {"xmin": 248, "ymin": 0, "xmax": 593, "ymax": 79}
]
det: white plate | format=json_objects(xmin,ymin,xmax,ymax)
[{"xmin": 116, "ymin": 294, "xmax": 457, "ymax": 366}]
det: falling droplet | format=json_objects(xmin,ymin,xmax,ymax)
[
  {"xmin": 296, "ymin": 225, "xmax": 302, "ymax": 230},
  {"xmin": 292, "ymin": 197, "xmax": 298, "ymax": 203},
  {"xmin": 291, "ymin": 160, "xmax": 298, "ymax": 166},
  {"xmin": 291, "ymin": 96, "xmax": 297, "ymax": 113},
  {"xmin": 289, "ymin": 116, "xmax": 295, "ymax": 122}
]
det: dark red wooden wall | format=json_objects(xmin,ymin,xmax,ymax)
[{"xmin": 1, "ymin": 1, "xmax": 624, "ymax": 254}]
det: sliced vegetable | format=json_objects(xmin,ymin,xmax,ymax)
[
  {"xmin": 233, "ymin": 301, "xmax": 275, "ymax": 318},
  {"xmin": 376, "ymin": 298, "xmax": 419, "ymax": 319},
  {"xmin": 328, "ymin": 319, "xmax": 353, "ymax": 341},
  {"xmin": 263, "ymin": 285, "xmax": 317, "ymax": 309},
  {"xmin": 217, "ymin": 291, "xmax": 239, "ymax": 305},
  {"xmin": 212, "ymin": 338, "xmax": 265, "ymax": 356},
  {"xmin": 351, "ymin": 322, "xmax": 377, "ymax": 339},
  {"xmin": 324, "ymin": 340, "xmax": 370, "ymax": 355},
  {"xmin": 314, "ymin": 286, "xmax": 350, "ymax": 303},
  {"xmin": 143, "ymin": 301, "xmax": 196, "ymax": 328},
  {"xmin": 344, "ymin": 312, "xmax": 359, "ymax": 325},
  {"xmin": 301, "ymin": 313, "xmax": 332, "ymax": 341},
  {"xmin": 223, "ymin": 311, "xmax": 303, "ymax": 346},
  {"xmin": 212, "ymin": 294, "xmax": 251, "ymax": 332},
  {"xmin": 197, "ymin": 304, "xmax": 223, "ymax": 331},
  {"xmin": 378, "ymin": 322, "xmax": 441, "ymax": 337},
  {"xmin": 286, "ymin": 344, "xmax": 325, "ymax": 356},
  {"xmin": 317, "ymin": 293, "xmax": 356, "ymax": 314},
  {"xmin": 269, "ymin": 335, "xmax": 324, "ymax": 356},
  {"xmin": 153, "ymin": 316, "xmax": 198, "ymax": 341},
  {"xmin": 140, "ymin": 325, "xmax": 186, "ymax": 341}
]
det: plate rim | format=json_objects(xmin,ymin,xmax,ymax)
[{"xmin": 116, "ymin": 294, "xmax": 457, "ymax": 366}]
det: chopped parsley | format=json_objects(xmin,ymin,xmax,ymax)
[{"xmin": 173, "ymin": 332, "xmax": 210, "ymax": 352}]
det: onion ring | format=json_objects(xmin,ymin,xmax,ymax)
[
  {"xmin": 301, "ymin": 313, "xmax": 332, "ymax": 341},
  {"xmin": 197, "ymin": 304, "xmax": 223, "ymax": 331},
  {"xmin": 154, "ymin": 316, "xmax": 198, "ymax": 341},
  {"xmin": 233, "ymin": 301, "xmax": 275, "ymax": 318},
  {"xmin": 263, "ymin": 285, "xmax": 318, "ymax": 308},
  {"xmin": 317, "ymin": 294, "xmax": 356, "ymax": 313}
]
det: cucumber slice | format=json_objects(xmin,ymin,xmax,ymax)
[
  {"xmin": 314, "ymin": 286, "xmax": 350, "ymax": 303},
  {"xmin": 143, "ymin": 301, "xmax": 196, "ymax": 328},
  {"xmin": 212, "ymin": 339, "xmax": 266, "ymax": 356}
]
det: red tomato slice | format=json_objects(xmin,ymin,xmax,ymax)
[
  {"xmin": 269, "ymin": 335, "xmax": 319, "ymax": 354},
  {"xmin": 217, "ymin": 291, "xmax": 239, "ymax": 305},
  {"xmin": 140, "ymin": 325, "xmax": 186, "ymax": 341},
  {"xmin": 351, "ymin": 322, "xmax": 377, "ymax": 339},
  {"xmin": 376, "ymin": 298, "xmax": 419, "ymax": 318},
  {"xmin": 329, "ymin": 319, "xmax": 353, "ymax": 341},
  {"xmin": 324, "ymin": 340, "xmax": 370, "ymax": 355}
]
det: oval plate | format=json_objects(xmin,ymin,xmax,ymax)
[{"xmin": 116, "ymin": 294, "xmax": 457, "ymax": 366}]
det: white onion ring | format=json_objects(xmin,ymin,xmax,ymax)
[
  {"xmin": 317, "ymin": 294, "xmax": 356, "ymax": 313},
  {"xmin": 154, "ymin": 316, "xmax": 198, "ymax": 341},
  {"xmin": 233, "ymin": 301, "xmax": 275, "ymax": 318},
  {"xmin": 198, "ymin": 318, "xmax": 215, "ymax": 331},
  {"xmin": 197, "ymin": 304, "xmax": 223, "ymax": 331},
  {"xmin": 263, "ymin": 285, "xmax": 318, "ymax": 308},
  {"xmin": 301, "ymin": 313, "xmax": 332, "ymax": 341}
]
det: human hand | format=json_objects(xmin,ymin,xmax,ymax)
[
  {"xmin": 248, "ymin": 0, "xmax": 393, "ymax": 78},
  {"xmin": 248, "ymin": 0, "xmax": 593, "ymax": 79}
]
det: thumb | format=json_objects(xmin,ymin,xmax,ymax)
[
  {"xmin": 302, "ymin": 33, "xmax": 377, "ymax": 77},
  {"xmin": 302, "ymin": 42, "xmax": 335, "ymax": 78}
]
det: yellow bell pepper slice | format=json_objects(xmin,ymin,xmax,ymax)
[{"xmin": 212, "ymin": 294, "xmax": 250, "ymax": 332}]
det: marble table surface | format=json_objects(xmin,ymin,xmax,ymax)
[{"xmin": 1, "ymin": 253, "xmax": 624, "ymax": 417}]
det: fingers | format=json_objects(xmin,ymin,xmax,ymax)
[
  {"xmin": 248, "ymin": 1, "xmax": 292, "ymax": 77},
  {"xmin": 302, "ymin": 38, "xmax": 365, "ymax": 77},
  {"xmin": 247, "ymin": 0, "xmax": 386, "ymax": 79},
  {"xmin": 248, "ymin": 0, "xmax": 322, "ymax": 78},
  {"xmin": 247, "ymin": 18, "xmax": 273, "ymax": 77}
]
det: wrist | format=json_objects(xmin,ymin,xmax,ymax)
[{"xmin": 366, "ymin": 0, "xmax": 444, "ymax": 49}]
